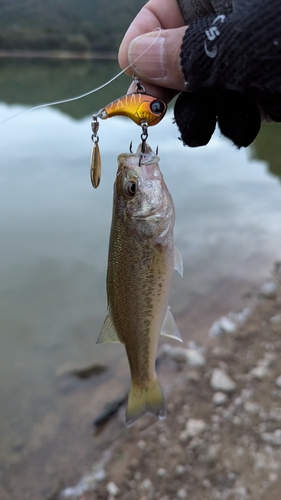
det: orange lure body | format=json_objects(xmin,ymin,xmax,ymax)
[{"xmin": 100, "ymin": 93, "xmax": 167, "ymax": 126}]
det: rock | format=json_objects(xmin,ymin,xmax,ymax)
[
  {"xmin": 180, "ymin": 418, "xmax": 206, "ymax": 441},
  {"xmin": 260, "ymin": 281, "xmax": 277, "ymax": 298},
  {"xmin": 159, "ymin": 344, "xmax": 205, "ymax": 367},
  {"xmin": 106, "ymin": 482, "xmax": 119, "ymax": 496},
  {"xmin": 250, "ymin": 365, "xmax": 268, "ymax": 380},
  {"xmin": 243, "ymin": 401, "xmax": 260, "ymax": 415},
  {"xmin": 209, "ymin": 316, "xmax": 237, "ymax": 337},
  {"xmin": 212, "ymin": 391, "xmax": 228, "ymax": 406},
  {"xmin": 270, "ymin": 313, "xmax": 281, "ymax": 324},
  {"xmin": 137, "ymin": 440, "xmax": 146, "ymax": 450},
  {"xmin": 177, "ymin": 488, "xmax": 187, "ymax": 499},
  {"xmin": 229, "ymin": 308, "xmax": 252, "ymax": 325},
  {"xmin": 140, "ymin": 479, "xmax": 153, "ymax": 491},
  {"xmin": 157, "ymin": 468, "xmax": 167, "ymax": 477},
  {"xmin": 210, "ymin": 368, "xmax": 236, "ymax": 393},
  {"xmin": 261, "ymin": 430, "xmax": 281, "ymax": 446},
  {"xmin": 276, "ymin": 375, "xmax": 281, "ymax": 388},
  {"xmin": 175, "ymin": 464, "xmax": 186, "ymax": 476}
]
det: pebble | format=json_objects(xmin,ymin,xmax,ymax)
[
  {"xmin": 180, "ymin": 418, "xmax": 206, "ymax": 442},
  {"xmin": 275, "ymin": 375, "xmax": 281, "ymax": 388},
  {"xmin": 212, "ymin": 391, "xmax": 228, "ymax": 406},
  {"xmin": 177, "ymin": 488, "xmax": 187, "ymax": 499},
  {"xmin": 243, "ymin": 401, "xmax": 260, "ymax": 415},
  {"xmin": 250, "ymin": 365, "xmax": 268, "ymax": 380},
  {"xmin": 260, "ymin": 281, "xmax": 277, "ymax": 298},
  {"xmin": 270, "ymin": 313, "xmax": 281, "ymax": 324},
  {"xmin": 209, "ymin": 316, "xmax": 237, "ymax": 337},
  {"xmin": 106, "ymin": 482, "xmax": 119, "ymax": 496},
  {"xmin": 140, "ymin": 479, "xmax": 153, "ymax": 490},
  {"xmin": 175, "ymin": 464, "xmax": 185, "ymax": 476},
  {"xmin": 210, "ymin": 368, "xmax": 236, "ymax": 393},
  {"xmin": 157, "ymin": 468, "xmax": 167, "ymax": 477},
  {"xmin": 160, "ymin": 344, "xmax": 205, "ymax": 367},
  {"xmin": 261, "ymin": 430, "xmax": 281, "ymax": 446},
  {"xmin": 137, "ymin": 440, "xmax": 146, "ymax": 450}
]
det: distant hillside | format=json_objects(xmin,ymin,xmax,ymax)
[{"xmin": 0, "ymin": 0, "xmax": 145, "ymax": 52}]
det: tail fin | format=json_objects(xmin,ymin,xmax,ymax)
[{"xmin": 126, "ymin": 378, "xmax": 166, "ymax": 427}]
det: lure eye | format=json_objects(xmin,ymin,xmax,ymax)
[
  {"xmin": 150, "ymin": 100, "xmax": 165, "ymax": 114},
  {"xmin": 125, "ymin": 180, "xmax": 137, "ymax": 197}
]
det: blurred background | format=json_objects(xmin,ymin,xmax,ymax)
[{"xmin": 1, "ymin": 1, "xmax": 281, "ymax": 499}]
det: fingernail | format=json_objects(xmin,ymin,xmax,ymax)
[{"xmin": 128, "ymin": 34, "xmax": 167, "ymax": 81}]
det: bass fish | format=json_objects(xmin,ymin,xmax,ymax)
[{"xmin": 97, "ymin": 143, "xmax": 183, "ymax": 426}]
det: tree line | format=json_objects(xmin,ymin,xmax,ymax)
[{"xmin": 0, "ymin": 0, "xmax": 145, "ymax": 52}]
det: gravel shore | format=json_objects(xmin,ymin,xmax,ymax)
[{"xmin": 60, "ymin": 263, "xmax": 281, "ymax": 500}]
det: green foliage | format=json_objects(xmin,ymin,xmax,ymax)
[{"xmin": 0, "ymin": 0, "xmax": 146, "ymax": 52}]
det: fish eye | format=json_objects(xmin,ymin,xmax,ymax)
[
  {"xmin": 125, "ymin": 180, "xmax": 137, "ymax": 197},
  {"xmin": 150, "ymin": 100, "xmax": 165, "ymax": 114}
]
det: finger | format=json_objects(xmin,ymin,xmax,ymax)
[
  {"xmin": 127, "ymin": 28, "xmax": 187, "ymax": 92},
  {"xmin": 118, "ymin": 0, "xmax": 185, "ymax": 73}
]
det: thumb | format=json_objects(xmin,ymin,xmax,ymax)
[{"xmin": 128, "ymin": 27, "xmax": 187, "ymax": 92}]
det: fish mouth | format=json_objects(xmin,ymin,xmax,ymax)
[{"xmin": 132, "ymin": 211, "xmax": 167, "ymax": 221}]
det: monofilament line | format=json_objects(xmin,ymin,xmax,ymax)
[{"xmin": 0, "ymin": 28, "xmax": 162, "ymax": 125}]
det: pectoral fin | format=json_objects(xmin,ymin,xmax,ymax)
[
  {"xmin": 174, "ymin": 246, "xmax": 183, "ymax": 277},
  {"xmin": 160, "ymin": 307, "xmax": 182, "ymax": 342},
  {"xmin": 96, "ymin": 312, "xmax": 121, "ymax": 344}
]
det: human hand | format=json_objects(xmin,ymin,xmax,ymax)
[
  {"xmin": 119, "ymin": 0, "xmax": 281, "ymax": 148},
  {"xmin": 118, "ymin": 0, "xmax": 187, "ymax": 103}
]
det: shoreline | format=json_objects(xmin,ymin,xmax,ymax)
[
  {"xmin": 59, "ymin": 263, "xmax": 281, "ymax": 500},
  {"xmin": 0, "ymin": 49, "xmax": 117, "ymax": 60}
]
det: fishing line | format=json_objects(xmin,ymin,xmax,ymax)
[{"xmin": 0, "ymin": 28, "xmax": 162, "ymax": 125}]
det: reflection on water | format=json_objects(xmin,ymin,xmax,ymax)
[
  {"xmin": 252, "ymin": 122, "xmax": 281, "ymax": 179},
  {"xmin": 1, "ymin": 59, "xmax": 281, "ymax": 498},
  {"xmin": 0, "ymin": 58, "xmax": 129, "ymax": 119}
]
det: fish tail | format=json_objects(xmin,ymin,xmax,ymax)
[{"xmin": 126, "ymin": 378, "xmax": 166, "ymax": 426}]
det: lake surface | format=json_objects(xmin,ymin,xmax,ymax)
[{"xmin": 1, "ymin": 58, "xmax": 281, "ymax": 498}]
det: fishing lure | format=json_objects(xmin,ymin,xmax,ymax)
[{"xmin": 90, "ymin": 76, "xmax": 167, "ymax": 188}]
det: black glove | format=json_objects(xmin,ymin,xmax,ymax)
[{"xmin": 174, "ymin": 0, "xmax": 281, "ymax": 148}]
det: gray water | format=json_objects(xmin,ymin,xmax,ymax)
[{"xmin": 1, "ymin": 59, "xmax": 281, "ymax": 495}]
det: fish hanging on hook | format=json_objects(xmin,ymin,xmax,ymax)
[{"xmin": 90, "ymin": 77, "xmax": 167, "ymax": 188}]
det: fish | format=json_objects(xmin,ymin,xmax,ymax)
[{"xmin": 97, "ymin": 143, "xmax": 183, "ymax": 426}]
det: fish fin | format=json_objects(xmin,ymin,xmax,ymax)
[
  {"xmin": 174, "ymin": 246, "xmax": 183, "ymax": 277},
  {"xmin": 160, "ymin": 307, "xmax": 182, "ymax": 342},
  {"xmin": 96, "ymin": 312, "xmax": 121, "ymax": 344},
  {"xmin": 126, "ymin": 378, "xmax": 166, "ymax": 427}
]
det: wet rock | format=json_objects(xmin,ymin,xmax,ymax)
[
  {"xmin": 212, "ymin": 392, "xmax": 228, "ymax": 406},
  {"xmin": 210, "ymin": 368, "xmax": 236, "ymax": 393},
  {"xmin": 57, "ymin": 361, "xmax": 107, "ymax": 378},
  {"xmin": 260, "ymin": 281, "xmax": 277, "ymax": 298}
]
